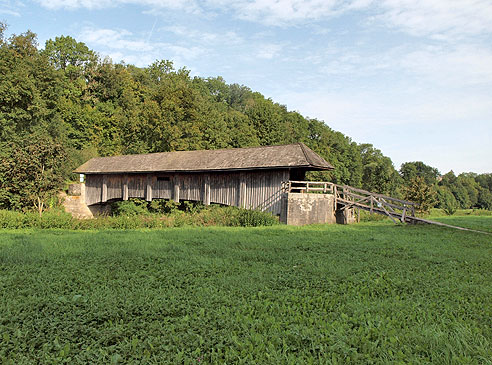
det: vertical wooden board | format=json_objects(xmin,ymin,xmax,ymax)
[
  {"xmin": 173, "ymin": 175, "xmax": 180, "ymax": 203},
  {"xmin": 156, "ymin": 178, "xmax": 171, "ymax": 199},
  {"xmin": 85, "ymin": 175, "xmax": 103, "ymax": 205},
  {"xmin": 145, "ymin": 175, "xmax": 153, "ymax": 201},
  {"xmin": 123, "ymin": 175, "xmax": 129, "ymax": 201},
  {"xmin": 101, "ymin": 175, "xmax": 108, "ymax": 203},
  {"xmin": 128, "ymin": 174, "xmax": 145, "ymax": 198},
  {"xmin": 107, "ymin": 175, "xmax": 123, "ymax": 200}
]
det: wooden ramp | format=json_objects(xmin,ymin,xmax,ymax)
[{"xmin": 284, "ymin": 181, "xmax": 490, "ymax": 234}]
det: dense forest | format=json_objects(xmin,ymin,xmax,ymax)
[{"xmin": 0, "ymin": 25, "xmax": 491, "ymax": 213}]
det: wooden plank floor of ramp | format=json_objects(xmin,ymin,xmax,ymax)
[{"xmin": 284, "ymin": 181, "xmax": 491, "ymax": 235}]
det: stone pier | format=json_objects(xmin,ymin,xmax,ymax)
[
  {"xmin": 280, "ymin": 193, "xmax": 336, "ymax": 226},
  {"xmin": 61, "ymin": 183, "xmax": 94, "ymax": 219}
]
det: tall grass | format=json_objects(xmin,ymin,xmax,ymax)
[{"xmin": 0, "ymin": 205, "xmax": 279, "ymax": 229}]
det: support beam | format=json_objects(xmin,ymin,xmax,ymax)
[
  {"xmin": 173, "ymin": 178, "xmax": 180, "ymax": 203},
  {"xmin": 122, "ymin": 175, "xmax": 128, "ymax": 201},
  {"xmin": 238, "ymin": 173, "xmax": 246, "ymax": 208},
  {"xmin": 101, "ymin": 175, "xmax": 107, "ymax": 203},
  {"xmin": 146, "ymin": 175, "xmax": 152, "ymax": 202},
  {"xmin": 203, "ymin": 175, "xmax": 210, "ymax": 206}
]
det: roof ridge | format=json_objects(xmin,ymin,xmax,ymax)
[
  {"xmin": 298, "ymin": 142, "xmax": 314, "ymax": 165},
  {"xmin": 92, "ymin": 143, "xmax": 304, "ymax": 160}
]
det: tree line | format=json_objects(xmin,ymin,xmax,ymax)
[{"xmin": 0, "ymin": 26, "xmax": 490, "ymax": 213}]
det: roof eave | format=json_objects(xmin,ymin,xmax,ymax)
[{"xmin": 74, "ymin": 164, "xmax": 333, "ymax": 174}]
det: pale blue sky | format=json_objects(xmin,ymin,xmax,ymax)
[{"xmin": 2, "ymin": 0, "xmax": 491, "ymax": 174}]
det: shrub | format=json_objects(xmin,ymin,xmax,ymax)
[
  {"xmin": 112, "ymin": 199, "xmax": 149, "ymax": 216},
  {"xmin": 0, "ymin": 205, "xmax": 280, "ymax": 230},
  {"xmin": 402, "ymin": 177, "xmax": 436, "ymax": 215},
  {"xmin": 437, "ymin": 186, "xmax": 459, "ymax": 216},
  {"xmin": 0, "ymin": 210, "xmax": 26, "ymax": 229},
  {"xmin": 230, "ymin": 208, "xmax": 279, "ymax": 227},
  {"xmin": 359, "ymin": 210, "xmax": 388, "ymax": 222}
]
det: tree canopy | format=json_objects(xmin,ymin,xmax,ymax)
[{"xmin": 0, "ymin": 25, "xmax": 490, "ymax": 212}]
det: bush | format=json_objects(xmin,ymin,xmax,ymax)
[
  {"xmin": 437, "ymin": 187, "xmax": 459, "ymax": 216},
  {"xmin": 359, "ymin": 210, "xmax": 388, "ymax": 222},
  {"xmin": 230, "ymin": 208, "xmax": 279, "ymax": 227},
  {"xmin": 0, "ymin": 210, "xmax": 75, "ymax": 229},
  {"xmin": 0, "ymin": 205, "xmax": 280, "ymax": 229},
  {"xmin": 402, "ymin": 177, "xmax": 436, "ymax": 215},
  {"xmin": 112, "ymin": 199, "xmax": 149, "ymax": 216}
]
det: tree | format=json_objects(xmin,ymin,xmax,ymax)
[
  {"xmin": 244, "ymin": 93, "xmax": 285, "ymax": 146},
  {"xmin": 477, "ymin": 188, "xmax": 492, "ymax": 210},
  {"xmin": 43, "ymin": 35, "xmax": 97, "ymax": 77},
  {"xmin": 400, "ymin": 161, "xmax": 440, "ymax": 185},
  {"xmin": 0, "ymin": 28, "xmax": 65, "ymax": 142},
  {"xmin": 436, "ymin": 186, "xmax": 458, "ymax": 215},
  {"xmin": 359, "ymin": 144, "xmax": 401, "ymax": 195},
  {"xmin": 0, "ymin": 135, "xmax": 67, "ymax": 214},
  {"xmin": 457, "ymin": 173, "xmax": 479, "ymax": 208},
  {"xmin": 402, "ymin": 177, "xmax": 436, "ymax": 214}
]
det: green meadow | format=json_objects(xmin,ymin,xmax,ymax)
[{"xmin": 1, "ymin": 219, "xmax": 491, "ymax": 363}]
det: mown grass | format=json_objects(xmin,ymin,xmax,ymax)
[
  {"xmin": 0, "ymin": 221, "xmax": 491, "ymax": 363},
  {"xmin": 430, "ymin": 216, "xmax": 492, "ymax": 233}
]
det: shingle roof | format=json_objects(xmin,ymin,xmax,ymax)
[{"xmin": 74, "ymin": 143, "xmax": 334, "ymax": 174}]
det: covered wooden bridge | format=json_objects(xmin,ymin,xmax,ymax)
[{"xmin": 74, "ymin": 143, "xmax": 334, "ymax": 217}]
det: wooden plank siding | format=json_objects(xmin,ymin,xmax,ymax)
[{"xmin": 84, "ymin": 169, "xmax": 289, "ymax": 215}]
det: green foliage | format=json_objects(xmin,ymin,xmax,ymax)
[
  {"xmin": 400, "ymin": 161, "xmax": 440, "ymax": 185},
  {"xmin": 0, "ymin": 205, "xmax": 279, "ymax": 229},
  {"xmin": 359, "ymin": 144, "xmax": 401, "ymax": 195},
  {"xmin": 402, "ymin": 177, "xmax": 436, "ymax": 214},
  {"xmin": 477, "ymin": 188, "xmax": 492, "ymax": 210},
  {"xmin": 1, "ymin": 25, "xmax": 491, "ymax": 215},
  {"xmin": 0, "ymin": 223, "xmax": 491, "ymax": 362},
  {"xmin": 436, "ymin": 186, "xmax": 459, "ymax": 215},
  {"xmin": 438, "ymin": 171, "xmax": 492, "ymax": 210},
  {"xmin": 111, "ymin": 199, "xmax": 149, "ymax": 217},
  {"xmin": 230, "ymin": 208, "xmax": 279, "ymax": 227},
  {"xmin": 0, "ymin": 135, "xmax": 67, "ymax": 214}
]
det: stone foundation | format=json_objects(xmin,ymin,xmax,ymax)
[
  {"xmin": 61, "ymin": 183, "xmax": 93, "ymax": 219},
  {"xmin": 280, "ymin": 193, "xmax": 336, "ymax": 226}
]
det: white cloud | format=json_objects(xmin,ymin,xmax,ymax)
[
  {"xmin": 256, "ymin": 43, "xmax": 283, "ymax": 59},
  {"xmin": 34, "ymin": 0, "xmax": 492, "ymax": 41},
  {"xmin": 378, "ymin": 0, "xmax": 492, "ymax": 39},
  {"xmin": 163, "ymin": 26, "xmax": 243, "ymax": 46},
  {"xmin": 36, "ymin": 0, "xmax": 198, "ymax": 11},
  {"xmin": 399, "ymin": 44, "xmax": 492, "ymax": 86},
  {"xmin": 78, "ymin": 26, "xmax": 206, "ymax": 67},
  {"xmin": 219, "ymin": 0, "xmax": 366, "ymax": 26},
  {"xmin": 0, "ymin": 0, "xmax": 22, "ymax": 16},
  {"xmin": 79, "ymin": 28, "xmax": 154, "ymax": 52}
]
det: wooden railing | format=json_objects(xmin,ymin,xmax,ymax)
[{"xmin": 282, "ymin": 181, "xmax": 417, "ymax": 224}]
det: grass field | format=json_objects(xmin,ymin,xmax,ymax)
[
  {"xmin": 1, "ymin": 219, "xmax": 491, "ymax": 363},
  {"xmin": 427, "ymin": 215, "xmax": 492, "ymax": 234}
]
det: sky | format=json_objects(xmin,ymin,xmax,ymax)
[{"xmin": 1, "ymin": 0, "xmax": 491, "ymax": 174}]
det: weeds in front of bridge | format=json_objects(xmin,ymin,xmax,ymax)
[{"xmin": 0, "ymin": 204, "xmax": 279, "ymax": 229}]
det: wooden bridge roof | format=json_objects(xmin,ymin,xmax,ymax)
[{"xmin": 74, "ymin": 143, "xmax": 334, "ymax": 174}]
